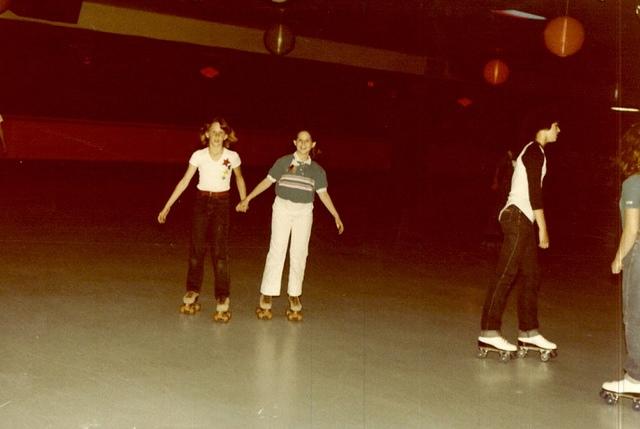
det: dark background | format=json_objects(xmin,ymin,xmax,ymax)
[{"xmin": 1, "ymin": 0, "xmax": 637, "ymax": 258}]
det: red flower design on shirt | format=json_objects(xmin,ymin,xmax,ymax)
[{"xmin": 223, "ymin": 158, "xmax": 231, "ymax": 168}]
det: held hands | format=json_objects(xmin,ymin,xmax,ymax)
[{"xmin": 236, "ymin": 199, "xmax": 249, "ymax": 213}]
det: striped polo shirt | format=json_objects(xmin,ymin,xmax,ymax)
[{"xmin": 267, "ymin": 153, "xmax": 328, "ymax": 204}]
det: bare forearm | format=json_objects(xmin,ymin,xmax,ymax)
[
  {"xmin": 616, "ymin": 229, "xmax": 637, "ymax": 262},
  {"xmin": 318, "ymin": 192, "xmax": 340, "ymax": 218},
  {"xmin": 612, "ymin": 208, "xmax": 640, "ymax": 273},
  {"xmin": 236, "ymin": 176, "xmax": 247, "ymax": 201},
  {"xmin": 163, "ymin": 180, "xmax": 189, "ymax": 210},
  {"xmin": 318, "ymin": 191, "xmax": 344, "ymax": 234},
  {"xmin": 533, "ymin": 208, "xmax": 549, "ymax": 248},
  {"xmin": 246, "ymin": 178, "xmax": 273, "ymax": 202},
  {"xmin": 533, "ymin": 209, "xmax": 547, "ymax": 233}
]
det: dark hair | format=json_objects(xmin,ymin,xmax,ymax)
[
  {"xmin": 200, "ymin": 116, "xmax": 238, "ymax": 148},
  {"xmin": 520, "ymin": 107, "xmax": 560, "ymax": 140},
  {"xmin": 617, "ymin": 123, "xmax": 640, "ymax": 178},
  {"xmin": 296, "ymin": 129, "xmax": 321, "ymax": 159}
]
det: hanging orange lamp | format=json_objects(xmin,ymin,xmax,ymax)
[
  {"xmin": 543, "ymin": 16, "xmax": 585, "ymax": 57},
  {"xmin": 0, "ymin": 0, "xmax": 11, "ymax": 14}
]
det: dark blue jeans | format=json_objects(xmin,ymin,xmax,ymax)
[
  {"xmin": 481, "ymin": 205, "xmax": 541, "ymax": 332},
  {"xmin": 186, "ymin": 192, "xmax": 230, "ymax": 298},
  {"xmin": 623, "ymin": 240, "xmax": 640, "ymax": 380}
]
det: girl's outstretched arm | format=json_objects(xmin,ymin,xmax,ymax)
[
  {"xmin": 317, "ymin": 191, "xmax": 344, "ymax": 234},
  {"xmin": 236, "ymin": 177, "xmax": 273, "ymax": 212},
  {"xmin": 158, "ymin": 164, "xmax": 197, "ymax": 223}
]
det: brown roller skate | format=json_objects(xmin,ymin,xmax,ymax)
[
  {"xmin": 255, "ymin": 294, "xmax": 273, "ymax": 320},
  {"xmin": 179, "ymin": 291, "xmax": 201, "ymax": 315},
  {"xmin": 286, "ymin": 295, "xmax": 303, "ymax": 322},
  {"xmin": 212, "ymin": 296, "xmax": 231, "ymax": 323}
]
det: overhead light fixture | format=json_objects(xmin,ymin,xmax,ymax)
[
  {"xmin": 492, "ymin": 9, "xmax": 547, "ymax": 20},
  {"xmin": 264, "ymin": 5, "xmax": 295, "ymax": 56},
  {"xmin": 611, "ymin": 106, "xmax": 640, "ymax": 112},
  {"xmin": 0, "ymin": 0, "xmax": 11, "ymax": 15}
]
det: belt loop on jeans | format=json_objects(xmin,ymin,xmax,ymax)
[{"xmin": 198, "ymin": 190, "xmax": 229, "ymax": 198}]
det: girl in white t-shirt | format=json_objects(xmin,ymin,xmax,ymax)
[{"xmin": 158, "ymin": 117, "xmax": 246, "ymax": 322}]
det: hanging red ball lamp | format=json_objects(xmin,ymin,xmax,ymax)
[{"xmin": 483, "ymin": 59, "xmax": 510, "ymax": 85}]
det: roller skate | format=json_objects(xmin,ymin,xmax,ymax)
[
  {"xmin": 255, "ymin": 294, "xmax": 273, "ymax": 320},
  {"xmin": 212, "ymin": 296, "xmax": 231, "ymax": 323},
  {"xmin": 179, "ymin": 291, "xmax": 201, "ymax": 315},
  {"xmin": 600, "ymin": 375, "xmax": 640, "ymax": 411},
  {"xmin": 516, "ymin": 334, "xmax": 557, "ymax": 362},
  {"xmin": 285, "ymin": 295, "xmax": 303, "ymax": 322},
  {"xmin": 477, "ymin": 336, "xmax": 517, "ymax": 362}
]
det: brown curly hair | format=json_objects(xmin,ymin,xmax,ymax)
[
  {"xmin": 617, "ymin": 123, "xmax": 640, "ymax": 178},
  {"xmin": 199, "ymin": 117, "xmax": 238, "ymax": 148}
]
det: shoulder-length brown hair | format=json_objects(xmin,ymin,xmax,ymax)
[
  {"xmin": 617, "ymin": 123, "xmax": 640, "ymax": 178},
  {"xmin": 199, "ymin": 117, "xmax": 238, "ymax": 148}
]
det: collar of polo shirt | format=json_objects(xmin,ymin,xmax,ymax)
[{"xmin": 292, "ymin": 152, "xmax": 311, "ymax": 165}]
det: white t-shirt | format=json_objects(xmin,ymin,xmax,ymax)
[{"xmin": 189, "ymin": 147, "xmax": 241, "ymax": 192}]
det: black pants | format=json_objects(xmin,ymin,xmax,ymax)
[
  {"xmin": 186, "ymin": 193, "xmax": 230, "ymax": 298},
  {"xmin": 481, "ymin": 205, "xmax": 541, "ymax": 332}
]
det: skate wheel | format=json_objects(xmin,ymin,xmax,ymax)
[
  {"xmin": 498, "ymin": 351, "xmax": 512, "ymax": 362},
  {"xmin": 540, "ymin": 351, "xmax": 551, "ymax": 362},
  {"xmin": 256, "ymin": 307, "xmax": 272, "ymax": 320},
  {"xmin": 213, "ymin": 311, "xmax": 231, "ymax": 323},
  {"xmin": 603, "ymin": 393, "xmax": 618, "ymax": 405},
  {"xmin": 477, "ymin": 348, "xmax": 488, "ymax": 359},
  {"xmin": 516, "ymin": 348, "xmax": 528, "ymax": 359},
  {"xmin": 286, "ymin": 310, "xmax": 303, "ymax": 321},
  {"xmin": 599, "ymin": 389, "xmax": 608, "ymax": 399},
  {"xmin": 633, "ymin": 400, "xmax": 640, "ymax": 411}
]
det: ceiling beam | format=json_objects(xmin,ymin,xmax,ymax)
[{"xmin": 0, "ymin": 1, "xmax": 447, "ymax": 77}]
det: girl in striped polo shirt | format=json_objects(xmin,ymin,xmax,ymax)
[{"xmin": 236, "ymin": 130, "xmax": 344, "ymax": 320}]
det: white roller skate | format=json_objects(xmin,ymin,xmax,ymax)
[
  {"xmin": 600, "ymin": 375, "xmax": 640, "ymax": 411},
  {"xmin": 212, "ymin": 296, "xmax": 231, "ymax": 323},
  {"xmin": 517, "ymin": 334, "xmax": 557, "ymax": 362},
  {"xmin": 477, "ymin": 336, "xmax": 517, "ymax": 362},
  {"xmin": 285, "ymin": 295, "xmax": 303, "ymax": 322},
  {"xmin": 179, "ymin": 291, "xmax": 201, "ymax": 315},
  {"xmin": 255, "ymin": 294, "xmax": 273, "ymax": 320}
]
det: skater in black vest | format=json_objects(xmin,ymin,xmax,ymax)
[{"xmin": 477, "ymin": 113, "xmax": 560, "ymax": 361}]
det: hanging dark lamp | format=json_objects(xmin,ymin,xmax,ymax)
[{"xmin": 264, "ymin": 3, "xmax": 295, "ymax": 56}]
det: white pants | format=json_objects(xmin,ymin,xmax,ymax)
[{"xmin": 260, "ymin": 196, "xmax": 313, "ymax": 297}]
